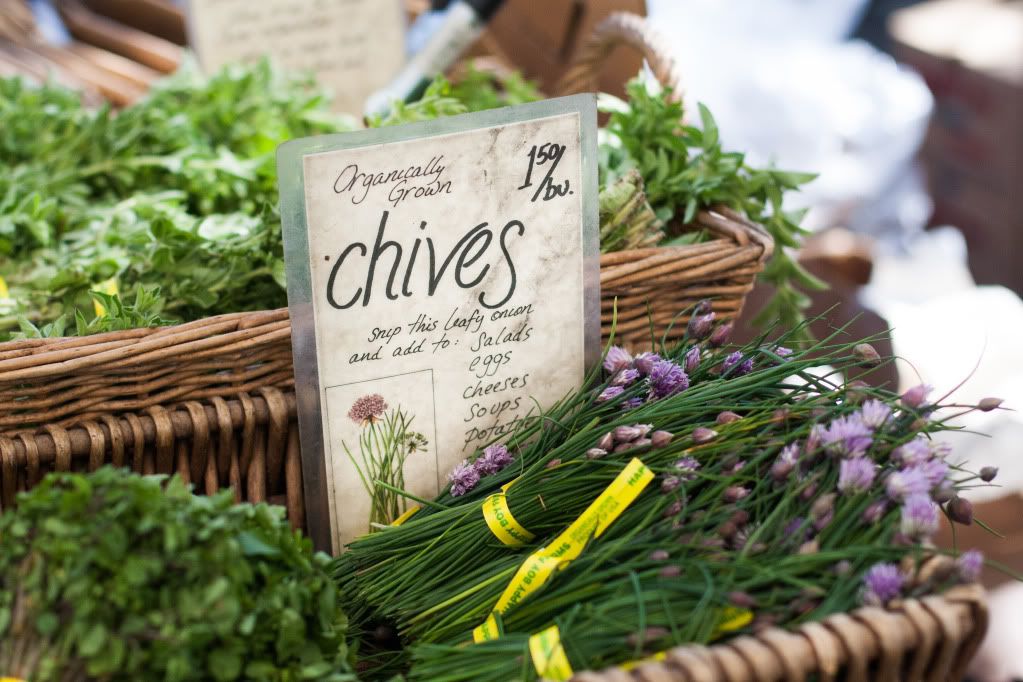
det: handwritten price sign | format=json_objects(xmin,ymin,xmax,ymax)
[{"xmin": 279, "ymin": 96, "xmax": 600, "ymax": 552}]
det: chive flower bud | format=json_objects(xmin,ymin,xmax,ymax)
[
  {"xmin": 717, "ymin": 521, "xmax": 737, "ymax": 539},
  {"xmin": 811, "ymin": 493, "xmax": 836, "ymax": 522},
  {"xmin": 603, "ymin": 346, "xmax": 633, "ymax": 374},
  {"xmin": 597, "ymin": 386, "xmax": 624, "ymax": 403},
  {"xmin": 730, "ymin": 509, "xmax": 750, "ymax": 526},
  {"xmin": 771, "ymin": 443, "xmax": 799, "ymax": 481},
  {"xmin": 658, "ymin": 565, "xmax": 681, "ymax": 578},
  {"xmin": 683, "ymin": 346, "xmax": 701, "ymax": 373},
  {"xmin": 716, "ymin": 411, "xmax": 741, "ymax": 424},
  {"xmin": 651, "ymin": 430, "xmax": 674, "ymax": 448},
  {"xmin": 649, "ymin": 549, "xmax": 669, "ymax": 561},
  {"xmin": 633, "ymin": 438, "xmax": 653, "ymax": 450},
  {"xmin": 545, "ymin": 459, "xmax": 562, "ymax": 469},
  {"xmin": 862, "ymin": 500, "xmax": 888, "ymax": 524},
  {"xmin": 948, "ymin": 497, "xmax": 974, "ymax": 526},
  {"xmin": 660, "ymin": 476, "xmax": 681, "ymax": 493},
  {"xmin": 626, "ymin": 627, "xmax": 670, "ymax": 648},
  {"xmin": 673, "ymin": 456, "xmax": 700, "ymax": 481},
  {"xmin": 663, "ymin": 500, "xmax": 683, "ymax": 518},
  {"xmin": 695, "ymin": 299, "xmax": 713, "ymax": 315},
  {"xmin": 686, "ymin": 312, "xmax": 715, "ymax": 340},
  {"xmin": 586, "ymin": 448, "xmax": 607, "ymax": 460},
  {"xmin": 901, "ymin": 384, "xmax": 932, "ymax": 409},
  {"xmin": 979, "ymin": 397, "xmax": 1003, "ymax": 412},
  {"xmin": 723, "ymin": 486, "xmax": 749, "ymax": 503},
  {"xmin": 597, "ymin": 432, "xmax": 614, "ymax": 451},
  {"xmin": 692, "ymin": 427, "xmax": 718, "ymax": 444},
  {"xmin": 612, "ymin": 368, "xmax": 641, "ymax": 386},
  {"xmin": 932, "ymin": 484, "xmax": 955, "ymax": 504},
  {"xmin": 728, "ymin": 591, "xmax": 757, "ymax": 608},
  {"xmin": 980, "ymin": 466, "xmax": 999, "ymax": 482},
  {"xmin": 709, "ymin": 322, "xmax": 733, "ymax": 347},
  {"xmin": 613, "ymin": 442, "xmax": 634, "ymax": 454},
  {"xmin": 854, "ymin": 343, "xmax": 881, "ymax": 367},
  {"xmin": 614, "ymin": 424, "xmax": 651, "ymax": 443}
]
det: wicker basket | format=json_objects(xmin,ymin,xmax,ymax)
[
  {"xmin": 576, "ymin": 583, "xmax": 988, "ymax": 682},
  {"xmin": 0, "ymin": 13, "xmax": 769, "ymax": 521}
]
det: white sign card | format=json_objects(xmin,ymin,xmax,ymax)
[
  {"xmin": 279, "ymin": 96, "xmax": 600, "ymax": 552},
  {"xmin": 186, "ymin": 0, "xmax": 405, "ymax": 115}
]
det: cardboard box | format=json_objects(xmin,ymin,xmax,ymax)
[{"xmin": 486, "ymin": 0, "xmax": 647, "ymax": 97}]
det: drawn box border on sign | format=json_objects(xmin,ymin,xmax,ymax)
[
  {"xmin": 278, "ymin": 95, "xmax": 600, "ymax": 553},
  {"xmin": 324, "ymin": 368, "xmax": 439, "ymax": 534}
]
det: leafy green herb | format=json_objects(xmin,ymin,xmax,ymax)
[
  {"xmin": 0, "ymin": 61, "xmax": 356, "ymax": 341},
  {"xmin": 0, "ymin": 467, "xmax": 354, "ymax": 681},
  {"xmin": 600, "ymin": 80, "xmax": 826, "ymax": 339}
]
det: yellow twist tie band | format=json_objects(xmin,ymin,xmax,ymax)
[
  {"xmin": 474, "ymin": 458, "xmax": 654, "ymax": 642},
  {"xmin": 529, "ymin": 625, "xmax": 573, "ymax": 681},
  {"xmin": 390, "ymin": 505, "xmax": 421, "ymax": 526}
]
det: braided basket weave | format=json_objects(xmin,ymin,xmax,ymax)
[{"xmin": 575, "ymin": 583, "xmax": 987, "ymax": 682}]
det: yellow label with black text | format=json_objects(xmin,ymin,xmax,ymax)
[
  {"xmin": 474, "ymin": 458, "xmax": 654, "ymax": 642},
  {"xmin": 0, "ymin": 276, "xmax": 9, "ymax": 299},
  {"xmin": 529, "ymin": 625, "xmax": 573, "ymax": 681}
]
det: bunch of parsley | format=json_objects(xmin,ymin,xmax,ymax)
[
  {"xmin": 0, "ymin": 467, "xmax": 354, "ymax": 681},
  {"xmin": 0, "ymin": 60, "xmax": 356, "ymax": 341}
]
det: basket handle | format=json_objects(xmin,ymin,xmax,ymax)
[{"xmin": 555, "ymin": 12, "xmax": 683, "ymax": 100}]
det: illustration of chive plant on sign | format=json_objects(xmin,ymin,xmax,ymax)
[{"xmin": 345, "ymin": 394, "xmax": 429, "ymax": 530}]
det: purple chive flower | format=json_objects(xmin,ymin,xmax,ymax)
[
  {"xmin": 901, "ymin": 384, "xmax": 932, "ymax": 409},
  {"xmin": 475, "ymin": 443, "xmax": 514, "ymax": 476},
  {"xmin": 885, "ymin": 467, "xmax": 931, "ymax": 501},
  {"xmin": 957, "ymin": 550, "xmax": 984, "ymax": 582},
  {"xmin": 622, "ymin": 397, "xmax": 645, "ymax": 410},
  {"xmin": 683, "ymin": 346, "xmax": 701, "ymax": 374},
  {"xmin": 721, "ymin": 351, "xmax": 753, "ymax": 376},
  {"xmin": 892, "ymin": 436, "xmax": 932, "ymax": 468},
  {"xmin": 821, "ymin": 414, "xmax": 874, "ymax": 458},
  {"xmin": 900, "ymin": 494, "xmax": 939, "ymax": 538},
  {"xmin": 648, "ymin": 359, "xmax": 689, "ymax": 399},
  {"xmin": 771, "ymin": 443, "xmax": 800, "ymax": 481},
  {"xmin": 633, "ymin": 352, "xmax": 661, "ymax": 376},
  {"xmin": 858, "ymin": 400, "xmax": 892, "ymax": 430},
  {"xmin": 708, "ymin": 322, "xmax": 733, "ymax": 347},
  {"xmin": 929, "ymin": 440, "xmax": 953, "ymax": 459},
  {"xmin": 775, "ymin": 346, "xmax": 793, "ymax": 359},
  {"xmin": 783, "ymin": 517, "xmax": 807, "ymax": 539},
  {"xmin": 862, "ymin": 563, "xmax": 905, "ymax": 605},
  {"xmin": 448, "ymin": 460, "xmax": 480, "ymax": 497},
  {"xmin": 612, "ymin": 368, "xmax": 641, "ymax": 387},
  {"xmin": 673, "ymin": 456, "xmax": 700, "ymax": 481},
  {"xmin": 687, "ymin": 312, "xmax": 715, "ymax": 340},
  {"xmin": 604, "ymin": 346, "xmax": 633, "ymax": 374},
  {"xmin": 597, "ymin": 386, "xmax": 625, "ymax": 403},
  {"xmin": 915, "ymin": 459, "xmax": 949, "ymax": 489},
  {"xmin": 838, "ymin": 457, "xmax": 877, "ymax": 494},
  {"xmin": 348, "ymin": 394, "xmax": 388, "ymax": 425},
  {"xmin": 805, "ymin": 424, "xmax": 825, "ymax": 454},
  {"xmin": 862, "ymin": 500, "xmax": 888, "ymax": 524}
]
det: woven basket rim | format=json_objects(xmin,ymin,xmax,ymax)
[{"xmin": 573, "ymin": 582, "xmax": 988, "ymax": 681}]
